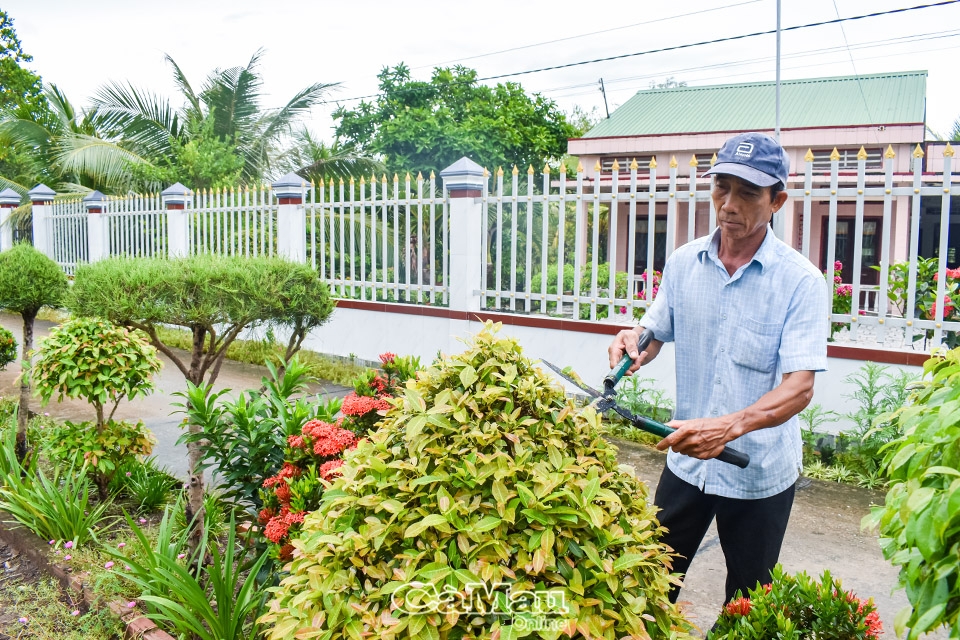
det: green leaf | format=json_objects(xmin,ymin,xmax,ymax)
[
  {"xmin": 404, "ymin": 514, "xmax": 448, "ymax": 538},
  {"xmin": 459, "ymin": 365, "xmax": 478, "ymax": 388}
]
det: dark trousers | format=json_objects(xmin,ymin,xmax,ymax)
[{"xmin": 653, "ymin": 465, "xmax": 796, "ymax": 604}]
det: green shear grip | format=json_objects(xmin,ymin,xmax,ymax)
[
  {"xmin": 635, "ymin": 414, "xmax": 675, "ymax": 439},
  {"xmin": 604, "ymin": 354, "xmax": 633, "ymax": 389}
]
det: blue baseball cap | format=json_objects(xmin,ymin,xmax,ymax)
[{"xmin": 704, "ymin": 132, "xmax": 790, "ymax": 188}]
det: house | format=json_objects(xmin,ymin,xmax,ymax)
[{"xmin": 567, "ymin": 71, "xmax": 938, "ymax": 286}]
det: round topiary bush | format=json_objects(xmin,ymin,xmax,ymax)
[{"xmin": 262, "ymin": 323, "xmax": 692, "ymax": 640}]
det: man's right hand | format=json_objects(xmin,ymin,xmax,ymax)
[{"xmin": 608, "ymin": 328, "xmax": 663, "ymax": 375}]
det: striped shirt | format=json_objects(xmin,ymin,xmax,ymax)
[{"xmin": 640, "ymin": 226, "xmax": 828, "ymax": 499}]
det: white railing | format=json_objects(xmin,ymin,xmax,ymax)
[
  {"xmin": 48, "ymin": 198, "xmax": 89, "ymax": 276},
  {"xmin": 106, "ymin": 194, "xmax": 168, "ymax": 259},
  {"xmin": 480, "ymin": 150, "xmax": 959, "ymax": 349},
  {"xmin": 306, "ymin": 173, "xmax": 449, "ymax": 305},
  {"xmin": 35, "ymin": 145, "xmax": 960, "ymax": 352},
  {"xmin": 187, "ymin": 186, "xmax": 277, "ymax": 257}
]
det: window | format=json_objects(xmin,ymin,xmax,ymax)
[
  {"xmin": 634, "ymin": 216, "xmax": 668, "ymax": 273},
  {"xmin": 810, "ymin": 148, "xmax": 883, "ymax": 173},
  {"xmin": 820, "ymin": 217, "xmax": 883, "ymax": 285}
]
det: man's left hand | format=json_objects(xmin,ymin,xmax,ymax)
[{"xmin": 656, "ymin": 416, "xmax": 742, "ymax": 460}]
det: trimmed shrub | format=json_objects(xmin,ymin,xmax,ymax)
[{"xmin": 262, "ymin": 323, "xmax": 692, "ymax": 639}]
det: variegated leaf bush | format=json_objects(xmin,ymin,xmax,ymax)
[{"xmin": 262, "ymin": 323, "xmax": 693, "ymax": 640}]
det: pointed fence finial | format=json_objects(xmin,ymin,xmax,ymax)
[
  {"xmin": 527, "ymin": 164, "xmax": 535, "ymax": 175},
  {"xmin": 483, "ymin": 167, "xmax": 489, "ymax": 178},
  {"xmin": 829, "ymin": 148, "xmax": 841, "ymax": 162},
  {"xmin": 417, "ymin": 171, "xmax": 423, "ymax": 181},
  {"xmin": 430, "ymin": 170, "xmax": 435, "ymax": 180},
  {"xmin": 629, "ymin": 158, "xmax": 638, "ymax": 171},
  {"xmin": 350, "ymin": 176, "xmax": 355, "ymax": 185},
  {"xmin": 359, "ymin": 176, "xmax": 365, "ymax": 185},
  {"xmin": 340, "ymin": 178, "xmax": 345, "ymax": 186},
  {"xmin": 913, "ymin": 144, "xmax": 925, "ymax": 159},
  {"xmin": 611, "ymin": 159, "xmax": 620, "ymax": 172},
  {"xmin": 857, "ymin": 146, "xmax": 868, "ymax": 161},
  {"xmin": 543, "ymin": 163, "xmax": 550, "ymax": 174},
  {"xmin": 885, "ymin": 145, "xmax": 896, "ymax": 159},
  {"xmin": 689, "ymin": 155, "xmax": 699, "ymax": 167},
  {"xmin": 405, "ymin": 172, "xmax": 412, "ymax": 182},
  {"xmin": 512, "ymin": 165, "xmax": 519, "ymax": 176},
  {"xmin": 649, "ymin": 156, "xmax": 657, "ymax": 169},
  {"xmin": 576, "ymin": 161, "xmax": 584, "ymax": 173},
  {"xmin": 497, "ymin": 166, "xmax": 504, "ymax": 177},
  {"xmin": 945, "ymin": 142, "xmax": 955, "ymax": 158},
  {"xmin": 559, "ymin": 163, "xmax": 566, "ymax": 173},
  {"xmin": 710, "ymin": 152, "xmax": 717, "ymax": 165},
  {"xmin": 669, "ymin": 156, "xmax": 678, "ymax": 168},
  {"xmin": 594, "ymin": 160, "xmax": 601, "ymax": 172},
  {"xmin": 804, "ymin": 149, "xmax": 815, "ymax": 162}
]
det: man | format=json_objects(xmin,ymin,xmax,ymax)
[{"xmin": 607, "ymin": 132, "xmax": 828, "ymax": 605}]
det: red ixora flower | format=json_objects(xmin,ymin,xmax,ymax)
[
  {"xmin": 928, "ymin": 294, "xmax": 955, "ymax": 320},
  {"xmin": 725, "ymin": 597, "xmax": 752, "ymax": 617},
  {"xmin": 263, "ymin": 516, "xmax": 291, "ymax": 544},
  {"xmin": 340, "ymin": 392, "xmax": 392, "ymax": 418},
  {"xmin": 302, "ymin": 419, "xmax": 357, "ymax": 457},
  {"xmin": 287, "ymin": 434, "xmax": 305, "ymax": 449},
  {"xmin": 258, "ymin": 508, "xmax": 275, "ymax": 525},
  {"xmin": 319, "ymin": 459, "xmax": 345, "ymax": 479},
  {"xmin": 279, "ymin": 543, "xmax": 295, "ymax": 561},
  {"xmin": 379, "ymin": 352, "xmax": 397, "ymax": 364},
  {"xmin": 274, "ymin": 481, "xmax": 291, "ymax": 504}
]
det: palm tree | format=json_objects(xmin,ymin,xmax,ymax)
[
  {"xmin": 279, "ymin": 128, "xmax": 385, "ymax": 185},
  {"xmin": 89, "ymin": 49, "xmax": 335, "ymax": 189}
]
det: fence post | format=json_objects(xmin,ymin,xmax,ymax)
[
  {"xmin": 161, "ymin": 182, "xmax": 190, "ymax": 258},
  {"xmin": 0, "ymin": 188, "xmax": 21, "ymax": 251},
  {"xmin": 83, "ymin": 190, "xmax": 109, "ymax": 262},
  {"xmin": 28, "ymin": 183, "xmax": 55, "ymax": 257},
  {"xmin": 272, "ymin": 172, "xmax": 307, "ymax": 262},
  {"xmin": 440, "ymin": 157, "xmax": 485, "ymax": 313}
]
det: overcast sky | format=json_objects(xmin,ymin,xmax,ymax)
[{"xmin": 7, "ymin": 0, "xmax": 960, "ymax": 146}]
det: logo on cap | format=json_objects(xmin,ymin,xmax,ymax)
[{"xmin": 735, "ymin": 142, "xmax": 754, "ymax": 158}]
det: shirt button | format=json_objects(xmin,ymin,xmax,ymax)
[
  {"xmin": 722, "ymin": 313, "xmax": 727, "ymax": 320},
  {"xmin": 720, "ymin": 347, "xmax": 725, "ymax": 352},
  {"xmin": 716, "ymin": 378, "xmax": 721, "ymax": 384}
]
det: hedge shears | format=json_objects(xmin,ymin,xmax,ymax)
[{"xmin": 541, "ymin": 328, "xmax": 750, "ymax": 469}]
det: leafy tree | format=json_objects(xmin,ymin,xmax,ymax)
[
  {"xmin": 67, "ymin": 254, "xmax": 335, "ymax": 555},
  {"xmin": 0, "ymin": 244, "xmax": 68, "ymax": 460},
  {"xmin": 649, "ymin": 76, "xmax": 688, "ymax": 90},
  {"xmin": 0, "ymin": 11, "xmax": 44, "ymax": 117},
  {"xmin": 333, "ymin": 64, "xmax": 577, "ymax": 175},
  {"xmin": 32, "ymin": 317, "xmax": 162, "ymax": 497}
]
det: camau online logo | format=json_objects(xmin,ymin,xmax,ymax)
[{"xmin": 392, "ymin": 581, "xmax": 569, "ymax": 632}]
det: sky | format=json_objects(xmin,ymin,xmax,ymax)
[{"xmin": 6, "ymin": 0, "xmax": 960, "ymax": 145}]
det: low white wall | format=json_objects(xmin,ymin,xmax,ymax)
[{"xmin": 304, "ymin": 305, "xmax": 924, "ymax": 435}]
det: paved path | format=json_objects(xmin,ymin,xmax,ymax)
[
  {"xmin": 0, "ymin": 312, "xmax": 942, "ymax": 637},
  {"xmin": 0, "ymin": 313, "xmax": 351, "ymax": 479}
]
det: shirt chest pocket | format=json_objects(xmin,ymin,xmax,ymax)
[{"xmin": 731, "ymin": 316, "xmax": 781, "ymax": 373}]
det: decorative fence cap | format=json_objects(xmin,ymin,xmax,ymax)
[
  {"xmin": 440, "ymin": 157, "xmax": 485, "ymax": 193},
  {"xmin": 161, "ymin": 182, "xmax": 190, "ymax": 206},
  {"xmin": 0, "ymin": 187, "xmax": 22, "ymax": 207},
  {"xmin": 82, "ymin": 190, "xmax": 108, "ymax": 210},
  {"xmin": 28, "ymin": 183, "xmax": 55, "ymax": 203},
  {"xmin": 272, "ymin": 171, "xmax": 308, "ymax": 198}
]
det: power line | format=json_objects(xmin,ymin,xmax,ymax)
[
  {"xmin": 330, "ymin": 0, "xmax": 960, "ymax": 105},
  {"xmin": 413, "ymin": 0, "xmax": 763, "ymax": 69}
]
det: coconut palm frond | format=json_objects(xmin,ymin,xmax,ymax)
[
  {"xmin": 91, "ymin": 81, "xmax": 181, "ymax": 159},
  {"xmin": 260, "ymin": 82, "xmax": 338, "ymax": 145},
  {"xmin": 0, "ymin": 114, "xmax": 53, "ymax": 149},
  {"xmin": 54, "ymin": 133, "xmax": 153, "ymax": 190},
  {"xmin": 165, "ymin": 54, "xmax": 202, "ymax": 123},
  {"xmin": 201, "ymin": 49, "xmax": 265, "ymax": 143},
  {"xmin": 0, "ymin": 176, "xmax": 29, "ymax": 198}
]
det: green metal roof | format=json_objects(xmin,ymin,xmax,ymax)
[{"xmin": 581, "ymin": 71, "xmax": 926, "ymax": 138}]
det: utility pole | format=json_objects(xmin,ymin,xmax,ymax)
[
  {"xmin": 775, "ymin": 0, "xmax": 782, "ymax": 142},
  {"xmin": 599, "ymin": 78, "xmax": 610, "ymax": 119}
]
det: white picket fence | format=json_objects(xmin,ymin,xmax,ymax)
[{"xmin": 37, "ymin": 146, "xmax": 960, "ymax": 351}]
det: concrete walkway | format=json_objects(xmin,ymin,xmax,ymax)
[
  {"xmin": 0, "ymin": 312, "xmax": 942, "ymax": 637},
  {"xmin": 0, "ymin": 313, "xmax": 351, "ymax": 479}
]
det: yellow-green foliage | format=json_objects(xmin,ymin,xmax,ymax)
[{"xmin": 262, "ymin": 323, "xmax": 692, "ymax": 640}]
